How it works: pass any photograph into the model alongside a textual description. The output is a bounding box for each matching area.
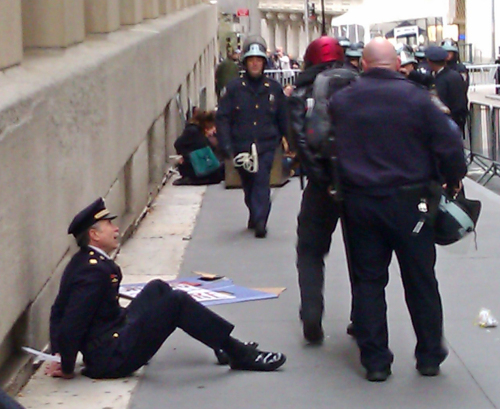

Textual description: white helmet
[242,35,268,61]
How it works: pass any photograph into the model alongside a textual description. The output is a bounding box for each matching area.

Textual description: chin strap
[233,143,259,173]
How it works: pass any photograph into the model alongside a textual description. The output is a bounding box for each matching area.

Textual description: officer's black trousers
[296,181,339,322]
[86,280,234,378]
[344,192,448,372]
[236,149,275,226]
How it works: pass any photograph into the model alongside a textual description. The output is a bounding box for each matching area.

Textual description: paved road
[129,178,500,409]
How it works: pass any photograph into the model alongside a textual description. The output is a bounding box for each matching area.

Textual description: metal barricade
[467,64,500,93]
[264,69,301,87]
[467,101,500,185]
[237,69,301,87]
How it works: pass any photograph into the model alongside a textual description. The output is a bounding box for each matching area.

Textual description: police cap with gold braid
[68,198,117,237]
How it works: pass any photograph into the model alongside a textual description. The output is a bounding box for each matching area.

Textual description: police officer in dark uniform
[46,198,286,379]
[426,45,468,135]
[216,36,288,238]
[415,45,431,73]
[288,36,347,343]
[344,42,363,73]
[337,37,351,54]
[329,38,467,382]
[396,43,417,77]
[442,39,469,85]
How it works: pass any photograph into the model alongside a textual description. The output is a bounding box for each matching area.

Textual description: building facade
[259,0,359,60]
[465,0,500,62]
[256,0,500,64]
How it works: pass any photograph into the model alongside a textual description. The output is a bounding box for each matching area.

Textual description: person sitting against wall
[173,110,224,186]
[45,198,286,379]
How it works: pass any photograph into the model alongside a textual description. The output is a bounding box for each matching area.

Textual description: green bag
[189,146,221,177]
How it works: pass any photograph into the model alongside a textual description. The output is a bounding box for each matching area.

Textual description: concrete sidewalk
[16,176,500,409]
[129,177,500,409]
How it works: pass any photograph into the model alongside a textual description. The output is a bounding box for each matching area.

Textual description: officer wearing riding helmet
[442,39,469,84]
[216,36,288,238]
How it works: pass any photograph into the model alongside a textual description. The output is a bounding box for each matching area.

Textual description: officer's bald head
[362,38,400,72]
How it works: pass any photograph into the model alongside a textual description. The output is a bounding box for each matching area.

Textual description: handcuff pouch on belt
[398,181,442,235]
[233,143,259,173]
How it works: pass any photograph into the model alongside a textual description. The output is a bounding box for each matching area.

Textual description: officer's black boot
[300,307,324,344]
[254,221,267,238]
[302,320,324,344]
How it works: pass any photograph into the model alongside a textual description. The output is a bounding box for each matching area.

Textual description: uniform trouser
[296,181,339,322]
[85,280,234,378]
[236,150,275,226]
[343,192,448,372]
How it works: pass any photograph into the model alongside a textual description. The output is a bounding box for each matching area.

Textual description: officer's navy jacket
[216,73,288,155]
[50,247,125,374]
[434,66,469,129]
[329,68,467,191]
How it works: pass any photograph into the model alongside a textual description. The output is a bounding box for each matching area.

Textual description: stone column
[84,0,120,33]
[143,0,159,18]
[0,0,22,69]
[276,13,288,52]
[158,0,168,14]
[120,0,142,24]
[22,0,85,48]
[299,20,308,60]
[311,22,320,40]
[325,15,332,36]
[265,13,276,53]
[289,13,301,62]
[261,17,269,44]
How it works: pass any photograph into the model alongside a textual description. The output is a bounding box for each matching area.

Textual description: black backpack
[305,68,358,152]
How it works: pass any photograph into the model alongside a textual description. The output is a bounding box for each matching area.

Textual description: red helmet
[303,36,344,67]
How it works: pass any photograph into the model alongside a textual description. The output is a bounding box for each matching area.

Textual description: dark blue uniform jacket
[50,247,126,374]
[216,73,288,155]
[434,66,469,129]
[329,68,467,191]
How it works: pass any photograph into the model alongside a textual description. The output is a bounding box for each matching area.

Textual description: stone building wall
[0,0,218,388]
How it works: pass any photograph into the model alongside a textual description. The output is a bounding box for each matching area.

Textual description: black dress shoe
[346,322,356,337]
[366,367,392,382]
[214,342,259,365]
[417,365,440,377]
[229,349,286,371]
[254,221,267,238]
[303,320,324,344]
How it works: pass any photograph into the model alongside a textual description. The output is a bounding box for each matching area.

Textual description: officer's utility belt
[397,181,442,235]
[85,319,127,353]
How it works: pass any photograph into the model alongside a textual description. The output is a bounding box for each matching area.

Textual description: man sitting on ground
[45,198,286,379]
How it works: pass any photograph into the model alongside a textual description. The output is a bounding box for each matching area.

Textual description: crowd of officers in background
[216,37,469,135]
